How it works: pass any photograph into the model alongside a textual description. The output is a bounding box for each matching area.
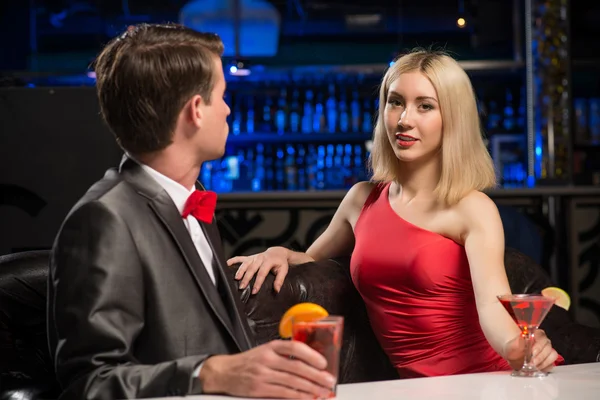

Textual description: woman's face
[384,71,443,163]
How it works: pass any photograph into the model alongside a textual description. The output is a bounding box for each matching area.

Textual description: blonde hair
[369,49,496,206]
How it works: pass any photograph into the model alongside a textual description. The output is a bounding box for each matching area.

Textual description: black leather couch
[1,248,599,399]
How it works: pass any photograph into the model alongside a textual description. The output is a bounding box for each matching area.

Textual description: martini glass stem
[522,329,535,370]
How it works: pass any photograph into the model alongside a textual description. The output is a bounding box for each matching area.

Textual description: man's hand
[200,340,336,399]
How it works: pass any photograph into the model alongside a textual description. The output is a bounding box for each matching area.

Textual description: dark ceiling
[15,1,600,40]
[25,1,509,52]
[33,0,480,34]
[1,0,599,72]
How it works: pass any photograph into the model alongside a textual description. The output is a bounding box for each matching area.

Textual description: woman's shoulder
[454,190,502,229]
[345,181,388,207]
[337,181,387,220]
[456,190,497,212]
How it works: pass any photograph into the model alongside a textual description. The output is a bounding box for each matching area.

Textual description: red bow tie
[181,190,217,223]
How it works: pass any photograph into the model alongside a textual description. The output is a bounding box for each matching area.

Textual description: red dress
[351,183,513,377]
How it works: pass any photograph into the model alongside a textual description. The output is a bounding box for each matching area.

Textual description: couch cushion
[0,250,58,398]
[504,247,600,364]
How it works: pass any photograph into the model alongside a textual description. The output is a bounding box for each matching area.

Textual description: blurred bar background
[1,0,599,328]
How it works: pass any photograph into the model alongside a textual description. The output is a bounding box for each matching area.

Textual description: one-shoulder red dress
[350,183,562,377]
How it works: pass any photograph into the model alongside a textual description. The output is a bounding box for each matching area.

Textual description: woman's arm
[458,191,521,357]
[305,181,373,260]
[227,181,374,293]
[458,191,558,371]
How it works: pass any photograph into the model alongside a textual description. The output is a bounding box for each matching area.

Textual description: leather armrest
[234,258,355,344]
[0,250,59,399]
[230,257,398,383]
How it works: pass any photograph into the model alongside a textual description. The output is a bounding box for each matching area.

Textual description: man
[47,23,335,400]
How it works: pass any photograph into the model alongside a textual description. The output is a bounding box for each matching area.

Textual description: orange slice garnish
[279,302,329,339]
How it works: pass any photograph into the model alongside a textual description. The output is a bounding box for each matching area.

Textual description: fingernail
[326,375,336,386]
[234,273,240,280]
[252,287,258,294]
[239,283,245,289]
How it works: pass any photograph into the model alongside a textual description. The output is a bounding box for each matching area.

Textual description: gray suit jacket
[47,157,255,400]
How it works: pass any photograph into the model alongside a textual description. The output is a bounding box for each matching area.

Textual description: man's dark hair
[94,23,224,154]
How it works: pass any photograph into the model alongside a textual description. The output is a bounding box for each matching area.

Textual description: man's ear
[188,94,204,128]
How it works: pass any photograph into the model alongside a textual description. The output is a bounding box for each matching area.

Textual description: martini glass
[497,294,556,377]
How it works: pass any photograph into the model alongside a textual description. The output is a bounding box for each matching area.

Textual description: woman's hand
[504,329,559,372]
[227,246,291,294]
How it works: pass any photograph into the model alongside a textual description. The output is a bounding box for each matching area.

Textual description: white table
[153,363,600,400]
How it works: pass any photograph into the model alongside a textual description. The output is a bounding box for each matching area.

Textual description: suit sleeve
[48,201,209,399]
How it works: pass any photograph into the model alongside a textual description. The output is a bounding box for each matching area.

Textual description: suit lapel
[119,157,243,351]
[199,218,255,351]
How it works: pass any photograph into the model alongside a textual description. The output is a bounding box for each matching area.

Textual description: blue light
[180,0,280,57]
[229,65,238,74]
[535,146,542,156]
[526,176,536,188]
[389,61,395,67]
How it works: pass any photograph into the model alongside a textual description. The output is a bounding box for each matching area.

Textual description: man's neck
[135,149,201,191]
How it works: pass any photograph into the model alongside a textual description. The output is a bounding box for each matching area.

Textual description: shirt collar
[127,154,195,215]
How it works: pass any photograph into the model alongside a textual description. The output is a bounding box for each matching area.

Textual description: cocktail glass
[292,315,344,398]
[498,294,556,377]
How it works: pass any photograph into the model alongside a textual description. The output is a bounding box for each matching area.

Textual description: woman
[228,49,561,377]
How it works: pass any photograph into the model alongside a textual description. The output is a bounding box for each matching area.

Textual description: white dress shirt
[139,163,217,285]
